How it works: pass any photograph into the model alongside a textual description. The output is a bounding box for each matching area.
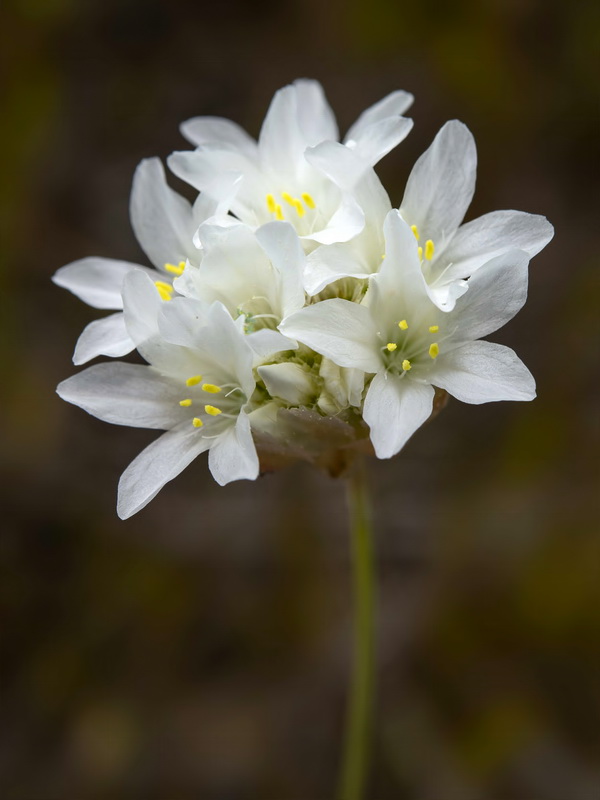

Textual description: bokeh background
[1,0,599,797]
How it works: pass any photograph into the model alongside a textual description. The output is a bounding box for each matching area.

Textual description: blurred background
[1,0,599,797]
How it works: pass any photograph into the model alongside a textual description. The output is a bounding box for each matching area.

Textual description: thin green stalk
[338,457,376,800]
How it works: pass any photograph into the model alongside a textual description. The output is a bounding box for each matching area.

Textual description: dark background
[1,0,599,797]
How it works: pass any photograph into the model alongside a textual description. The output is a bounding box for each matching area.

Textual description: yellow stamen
[202,383,221,394]
[417,246,423,260]
[425,239,435,260]
[164,261,185,276]
[155,284,172,301]
[179,399,192,407]
[429,343,440,359]
[411,224,420,241]
[398,320,408,330]
[266,194,277,213]
[205,405,222,416]
[301,192,316,209]
[155,280,173,292]
[186,375,202,387]
[386,342,397,352]
[402,359,412,371]
[275,204,284,221]
[292,198,305,217]
[192,417,203,428]
[428,325,439,334]
[281,191,295,206]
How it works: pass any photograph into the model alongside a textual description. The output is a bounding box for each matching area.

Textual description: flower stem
[338,457,375,800]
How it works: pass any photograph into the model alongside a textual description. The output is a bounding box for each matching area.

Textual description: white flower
[174,219,305,357]
[280,211,536,458]
[52,158,238,364]
[57,270,259,518]
[304,121,554,308]
[168,79,413,248]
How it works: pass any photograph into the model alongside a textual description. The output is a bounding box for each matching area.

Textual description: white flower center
[177,375,246,431]
[381,318,444,375]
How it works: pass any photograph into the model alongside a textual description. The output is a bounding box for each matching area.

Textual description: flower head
[55,80,554,516]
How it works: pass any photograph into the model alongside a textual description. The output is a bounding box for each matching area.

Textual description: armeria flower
[174,219,305,355]
[57,270,259,518]
[167,79,414,248]
[304,121,554,308]
[280,210,536,458]
[52,158,238,364]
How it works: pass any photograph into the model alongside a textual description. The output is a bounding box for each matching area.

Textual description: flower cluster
[55,79,553,518]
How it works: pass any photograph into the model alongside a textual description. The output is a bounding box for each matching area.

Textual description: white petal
[449,249,530,341]
[280,299,381,373]
[73,312,134,365]
[363,372,435,458]
[246,329,298,360]
[53,257,152,310]
[345,116,414,166]
[57,362,187,429]
[304,243,373,295]
[258,362,318,405]
[400,120,477,252]
[130,158,195,271]
[255,221,306,316]
[345,90,414,144]
[293,79,339,144]
[121,269,162,353]
[117,422,211,519]
[160,300,255,398]
[258,84,314,176]
[432,341,536,404]
[304,190,364,245]
[439,210,554,283]
[180,116,258,156]
[168,149,264,222]
[305,141,391,229]
[367,210,429,323]
[207,412,259,486]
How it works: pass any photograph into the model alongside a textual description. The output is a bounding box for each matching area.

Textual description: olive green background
[1,0,599,797]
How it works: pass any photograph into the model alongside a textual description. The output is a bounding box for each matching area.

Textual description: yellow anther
[186,375,202,387]
[275,204,284,221]
[281,191,295,205]
[301,192,316,209]
[192,417,204,428]
[425,239,435,260]
[402,359,412,371]
[179,399,192,407]
[428,325,439,334]
[386,342,397,352]
[155,284,172,301]
[205,405,222,416]
[398,320,408,330]
[418,246,423,260]
[411,224,420,241]
[266,194,277,213]
[164,261,185,276]
[381,254,386,259]
[292,198,305,218]
[155,280,173,292]
[429,342,440,359]
[202,383,221,394]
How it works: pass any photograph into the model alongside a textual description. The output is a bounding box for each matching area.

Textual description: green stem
[338,457,376,800]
